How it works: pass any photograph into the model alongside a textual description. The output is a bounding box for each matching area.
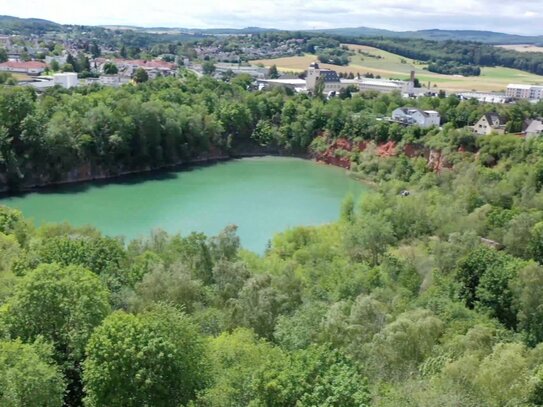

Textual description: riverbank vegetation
[1,73,543,191]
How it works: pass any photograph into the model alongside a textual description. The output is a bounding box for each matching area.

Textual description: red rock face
[313,137,353,169]
[377,141,397,157]
[427,149,452,172]
[312,136,456,173]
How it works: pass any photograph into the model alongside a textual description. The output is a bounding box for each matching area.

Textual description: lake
[0,157,368,253]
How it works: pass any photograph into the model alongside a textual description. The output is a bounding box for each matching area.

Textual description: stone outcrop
[313,135,454,172]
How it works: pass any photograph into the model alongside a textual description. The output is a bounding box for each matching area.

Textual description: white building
[99,75,125,87]
[359,71,415,95]
[506,84,543,100]
[524,119,543,138]
[53,72,79,89]
[457,92,510,104]
[471,113,507,136]
[391,108,441,128]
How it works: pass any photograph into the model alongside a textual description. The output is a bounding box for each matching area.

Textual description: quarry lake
[0,157,368,253]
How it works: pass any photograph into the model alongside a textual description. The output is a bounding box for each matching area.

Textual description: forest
[4,75,543,406]
[347,36,543,76]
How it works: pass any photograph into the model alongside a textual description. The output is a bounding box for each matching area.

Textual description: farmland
[252,44,543,92]
[496,44,543,53]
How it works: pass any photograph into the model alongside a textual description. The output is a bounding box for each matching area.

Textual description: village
[0,26,543,142]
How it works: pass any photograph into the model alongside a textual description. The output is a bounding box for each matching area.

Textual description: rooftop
[0,60,47,69]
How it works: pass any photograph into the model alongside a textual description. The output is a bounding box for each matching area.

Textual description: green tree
[511,263,543,346]
[197,328,284,406]
[102,62,118,75]
[253,345,371,407]
[61,63,74,72]
[530,221,543,263]
[369,309,443,379]
[0,340,65,407]
[37,235,129,289]
[49,59,60,72]
[119,45,127,58]
[344,215,395,265]
[268,64,279,79]
[0,48,8,63]
[83,305,209,407]
[3,263,110,405]
[129,263,206,313]
[202,61,216,76]
[340,193,355,223]
[90,41,101,58]
[133,67,149,83]
[66,54,78,72]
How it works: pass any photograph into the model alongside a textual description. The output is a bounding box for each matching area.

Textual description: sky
[1,0,543,35]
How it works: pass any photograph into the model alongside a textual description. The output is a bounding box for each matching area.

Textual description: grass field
[12,73,32,81]
[497,44,543,53]
[252,44,543,93]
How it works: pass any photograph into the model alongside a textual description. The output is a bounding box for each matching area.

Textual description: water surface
[0,157,367,253]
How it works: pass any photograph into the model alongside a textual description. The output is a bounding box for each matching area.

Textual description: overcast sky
[2,0,543,35]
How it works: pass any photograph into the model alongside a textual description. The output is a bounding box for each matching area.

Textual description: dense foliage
[2,75,543,192]
[4,120,543,405]
[4,73,543,405]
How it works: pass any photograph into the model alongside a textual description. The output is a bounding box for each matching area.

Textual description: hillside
[0,15,62,34]
[1,14,542,44]
[252,44,543,92]
[314,26,543,45]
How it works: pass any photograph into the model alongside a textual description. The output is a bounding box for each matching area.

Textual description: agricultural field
[497,44,543,53]
[252,44,543,93]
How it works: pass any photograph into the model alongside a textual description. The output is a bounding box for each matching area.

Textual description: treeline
[427,60,481,76]
[6,104,543,405]
[348,36,543,76]
[2,75,543,192]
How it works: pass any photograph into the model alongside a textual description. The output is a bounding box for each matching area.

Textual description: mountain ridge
[0,15,542,44]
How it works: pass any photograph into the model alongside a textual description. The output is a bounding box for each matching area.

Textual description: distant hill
[0,15,62,34]
[314,27,543,45]
[1,14,542,45]
[100,26,280,35]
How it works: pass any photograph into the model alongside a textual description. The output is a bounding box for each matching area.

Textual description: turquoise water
[0,157,367,253]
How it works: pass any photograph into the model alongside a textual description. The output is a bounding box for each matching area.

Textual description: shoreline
[0,151,313,197]
[0,150,376,198]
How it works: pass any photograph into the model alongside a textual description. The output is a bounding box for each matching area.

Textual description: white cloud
[1,0,542,35]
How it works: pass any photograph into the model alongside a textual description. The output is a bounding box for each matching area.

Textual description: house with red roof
[0,60,47,75]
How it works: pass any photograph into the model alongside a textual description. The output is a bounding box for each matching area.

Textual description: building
[256,78,306,92]
[0,36,11,48]
[391,108,441,128]
[306,62,346,94]
[215,63,268,78]
[359,71,415,95]
[99,75,127,87]
[524,119,543,138]
[53,72,79,89]
[260,63,417,97]
[457,92,510,104]
[471,113,507,136]
[0,60,47,75]
[506,84,543,100]
[45,55,68,66]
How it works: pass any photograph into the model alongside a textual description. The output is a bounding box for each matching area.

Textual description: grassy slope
[252,44,543,93]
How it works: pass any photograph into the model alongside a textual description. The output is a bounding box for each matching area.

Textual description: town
[0,18,542,112]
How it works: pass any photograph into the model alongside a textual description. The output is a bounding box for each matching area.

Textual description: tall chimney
[410,70,415,82]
